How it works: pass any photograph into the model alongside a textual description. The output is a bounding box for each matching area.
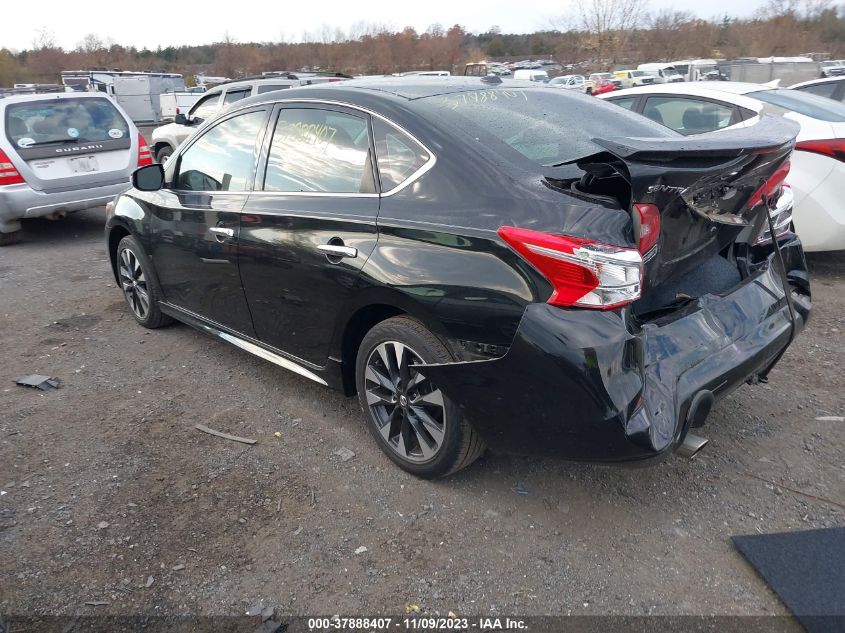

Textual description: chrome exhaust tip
[677,433,709,458]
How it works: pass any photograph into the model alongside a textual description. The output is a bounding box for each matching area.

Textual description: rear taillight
[795,139,845,162]
[747,159,790,209]
[498,226,642,310]
[633,203,660,256]
[0,149,24,186]
[755,184,794,245]
[137,132,153,166]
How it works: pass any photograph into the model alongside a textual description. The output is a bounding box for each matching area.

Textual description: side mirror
[132,164,165,191]
[174,112,188,125]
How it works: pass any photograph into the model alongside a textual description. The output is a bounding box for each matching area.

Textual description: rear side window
[223,89,251,105]
[372,118,429,192]
[794,82,838,100]
[5,97,129,149]
[749,88,845,122]
[175,110,265,191]
[642,96,735,135]
[263,108,372,193]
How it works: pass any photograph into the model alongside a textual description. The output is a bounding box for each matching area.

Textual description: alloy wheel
[364,341,447,463]
[118,247,150,320]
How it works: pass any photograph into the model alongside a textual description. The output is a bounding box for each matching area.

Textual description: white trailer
[159,89,205,121]
[60,71,186,123]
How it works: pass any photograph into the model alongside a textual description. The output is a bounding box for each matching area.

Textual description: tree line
[1,0,843,87]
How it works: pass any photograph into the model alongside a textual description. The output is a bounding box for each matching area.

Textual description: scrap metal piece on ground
[194,424,257,445]
[15,375,61,390]
[333,447,355,462]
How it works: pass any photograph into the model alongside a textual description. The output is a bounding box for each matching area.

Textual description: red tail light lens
[137,132,153,166]
[795,139,845,162]
[633,203,660,256]
[0,149,24,186]
[747,159,790,209]
[498,226,642,310]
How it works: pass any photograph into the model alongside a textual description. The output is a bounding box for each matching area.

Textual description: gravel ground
[1,208,843,624]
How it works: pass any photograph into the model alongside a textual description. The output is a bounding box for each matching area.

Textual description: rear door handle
[317,244,358,259]
[209,227,234,237]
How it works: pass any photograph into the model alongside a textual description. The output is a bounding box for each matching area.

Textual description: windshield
[749,88,845,122]
[419,87,674,166]
[631,71,649,77]
[5,97,129,148]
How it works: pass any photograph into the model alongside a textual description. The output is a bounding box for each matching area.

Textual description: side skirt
[158,302,329,387]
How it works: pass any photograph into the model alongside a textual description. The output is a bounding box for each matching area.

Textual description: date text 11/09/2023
[307,617,528,631]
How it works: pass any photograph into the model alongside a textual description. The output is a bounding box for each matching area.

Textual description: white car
[821,60,845,77]
[512,69,549,83]
[548,75,593,94]
[612,70,655,88]
[600,82,845,252]
[637,63,685,84]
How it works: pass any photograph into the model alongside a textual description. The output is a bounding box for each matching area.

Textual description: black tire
[116,235,173,329]
[355,316,485,478]
[155,145,173,164]
[0,231,22,246]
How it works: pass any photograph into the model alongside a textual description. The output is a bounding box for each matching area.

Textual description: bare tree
[571,0,648,63]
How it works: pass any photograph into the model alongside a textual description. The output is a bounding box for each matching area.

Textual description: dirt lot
[1,209,843,624]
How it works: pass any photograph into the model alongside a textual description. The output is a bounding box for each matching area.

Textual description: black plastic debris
[734,527,845,633]
[15,375,62,391]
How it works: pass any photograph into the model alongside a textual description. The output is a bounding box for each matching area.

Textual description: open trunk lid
[572,115,799,290]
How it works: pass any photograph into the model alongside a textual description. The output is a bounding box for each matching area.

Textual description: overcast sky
[2,0,767,51]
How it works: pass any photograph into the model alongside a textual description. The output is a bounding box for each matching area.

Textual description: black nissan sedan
[105,77,811,478]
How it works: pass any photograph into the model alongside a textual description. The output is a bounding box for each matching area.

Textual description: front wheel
[116,235,173,329]
[155,145,173,164]
[355,316,485,478]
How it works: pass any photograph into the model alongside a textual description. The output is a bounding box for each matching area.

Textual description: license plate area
[69,155,99,173]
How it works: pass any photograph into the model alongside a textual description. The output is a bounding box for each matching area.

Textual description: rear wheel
[155,145,173,164]
[116,235,172,329]
[355,316,485,478]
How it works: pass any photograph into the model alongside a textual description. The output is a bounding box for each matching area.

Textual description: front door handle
[209,227,234,237]
[317,244,358,259]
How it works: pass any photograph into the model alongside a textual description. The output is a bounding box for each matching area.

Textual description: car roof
[790,76,845,89]
[206,76,306,93]
[598,82,766,111]
[233,76,556,106]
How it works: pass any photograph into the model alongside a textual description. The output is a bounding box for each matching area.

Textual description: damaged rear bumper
[422,236,811,462]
